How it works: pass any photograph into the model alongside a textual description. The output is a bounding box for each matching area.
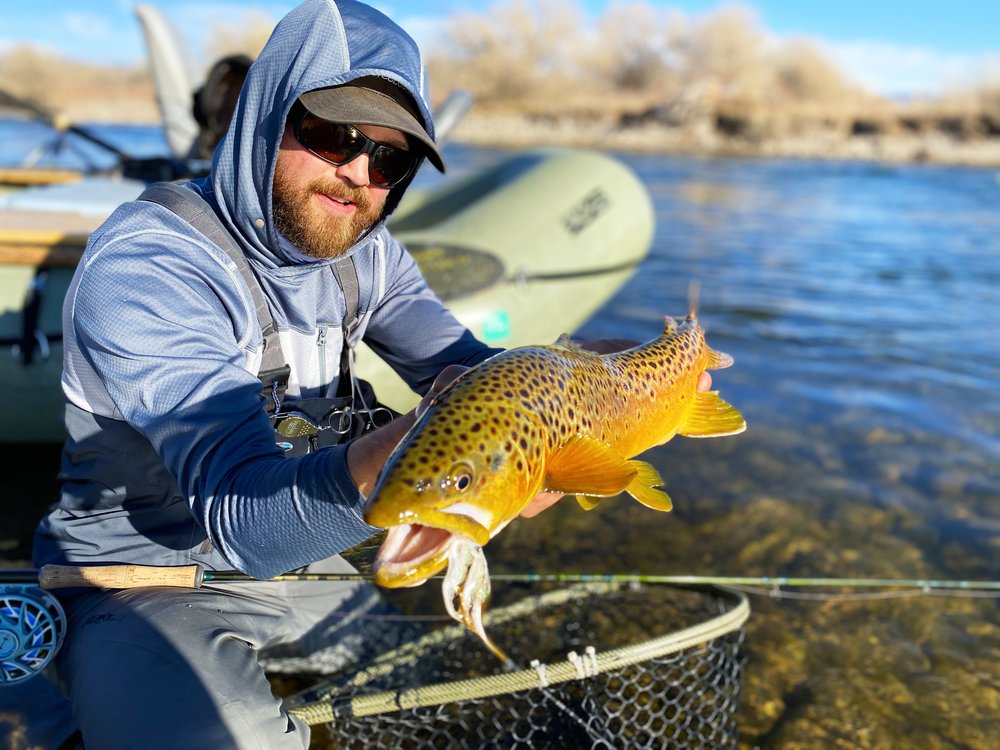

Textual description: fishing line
[1,566,995,686]
[486,573,1000,599]
[7,566,998,599]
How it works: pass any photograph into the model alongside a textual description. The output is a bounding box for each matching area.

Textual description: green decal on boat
[480,311,511,343]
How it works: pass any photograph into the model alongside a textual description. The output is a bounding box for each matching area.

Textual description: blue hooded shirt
[33,0,496,579]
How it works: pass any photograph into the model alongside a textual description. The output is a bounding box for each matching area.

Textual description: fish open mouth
[371,524,455,588]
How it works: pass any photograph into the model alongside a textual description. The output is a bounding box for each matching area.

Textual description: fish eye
[448,462,475,493]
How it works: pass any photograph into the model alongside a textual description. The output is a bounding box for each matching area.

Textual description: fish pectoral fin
[625,460,673,511]
[678,390,747,438]
[550,442,671,512]
[545,436,637,496]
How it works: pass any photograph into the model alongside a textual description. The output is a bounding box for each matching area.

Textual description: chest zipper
[317,326,328,386]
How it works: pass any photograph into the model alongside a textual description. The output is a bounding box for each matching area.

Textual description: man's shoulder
[76,206,240,298]
[86,179,223,260]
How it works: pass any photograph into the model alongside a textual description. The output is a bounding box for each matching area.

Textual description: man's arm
[362,236,501,394]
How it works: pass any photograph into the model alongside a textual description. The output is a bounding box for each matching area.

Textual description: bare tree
[427,0,584,108]
[672,4,772,100]
[202,10,274,65]
[0,43,149,117]
[770,39,857,103]
[585,2,676,93]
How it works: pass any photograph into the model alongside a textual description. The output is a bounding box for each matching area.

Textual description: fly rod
[3,564,999,594]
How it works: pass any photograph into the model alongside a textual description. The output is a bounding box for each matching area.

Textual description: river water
[539,152,1000,748]
[2,120,998,747]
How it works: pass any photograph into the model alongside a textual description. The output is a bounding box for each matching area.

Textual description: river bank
[451,111,1000,169]
[5,95,1000,170]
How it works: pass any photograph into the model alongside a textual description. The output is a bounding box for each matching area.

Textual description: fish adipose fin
[679,390,747,437]
[545,436,637,497]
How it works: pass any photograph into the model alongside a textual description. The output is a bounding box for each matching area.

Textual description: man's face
[272,122,407,259]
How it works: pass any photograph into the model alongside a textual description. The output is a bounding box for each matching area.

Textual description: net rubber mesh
[284,583,749,749]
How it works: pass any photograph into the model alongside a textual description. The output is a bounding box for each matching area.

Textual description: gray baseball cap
[298,76,445,173]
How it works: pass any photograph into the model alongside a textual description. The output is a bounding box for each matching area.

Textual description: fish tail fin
[625,460,673,512]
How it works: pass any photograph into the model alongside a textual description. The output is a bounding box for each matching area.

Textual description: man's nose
[336,153,370,187]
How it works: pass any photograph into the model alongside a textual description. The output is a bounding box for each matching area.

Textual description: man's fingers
[576,338,640,355]
[698,371,712,392]
[432,364,469,393]
[416,365,470,419]
[519,491,564,518]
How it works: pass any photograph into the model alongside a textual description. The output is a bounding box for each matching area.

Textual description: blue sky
[2,1,998,98]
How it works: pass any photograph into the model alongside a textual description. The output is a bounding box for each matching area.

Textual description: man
[33,1,709,746]
[31,1,573,747]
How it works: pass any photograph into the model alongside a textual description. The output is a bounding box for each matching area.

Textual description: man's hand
[347,365,468,498]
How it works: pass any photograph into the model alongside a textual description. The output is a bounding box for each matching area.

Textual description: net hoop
[289,582,749,726]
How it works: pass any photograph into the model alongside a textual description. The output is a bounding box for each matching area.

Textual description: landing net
[286,582,749,749]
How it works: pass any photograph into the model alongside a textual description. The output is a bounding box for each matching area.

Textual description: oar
[2,564,998,595]
[0,88,131,162]
[430,89,473,146]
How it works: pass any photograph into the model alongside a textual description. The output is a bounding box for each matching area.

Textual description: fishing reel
[0,585,66,685]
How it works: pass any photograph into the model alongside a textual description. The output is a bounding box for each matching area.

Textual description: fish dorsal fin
[553,333,585,352]
[545,436,637,496]
[679,391,747,438]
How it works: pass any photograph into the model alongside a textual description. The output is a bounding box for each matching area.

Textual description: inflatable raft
[0,5,652,441]
[0,146,653,442]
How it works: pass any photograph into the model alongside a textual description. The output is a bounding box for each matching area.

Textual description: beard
[272,158,384,260]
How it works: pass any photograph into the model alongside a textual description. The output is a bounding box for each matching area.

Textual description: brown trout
[364,306,745,663]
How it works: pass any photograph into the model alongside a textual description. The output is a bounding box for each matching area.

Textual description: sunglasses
[290,103,418,189]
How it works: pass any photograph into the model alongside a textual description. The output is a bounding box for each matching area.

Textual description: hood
[209,0,435,267]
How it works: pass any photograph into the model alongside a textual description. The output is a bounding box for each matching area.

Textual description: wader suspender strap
[330,258,361,398]
[136,182,362,409]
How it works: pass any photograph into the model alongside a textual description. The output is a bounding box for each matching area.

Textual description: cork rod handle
[38,564,204,590]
